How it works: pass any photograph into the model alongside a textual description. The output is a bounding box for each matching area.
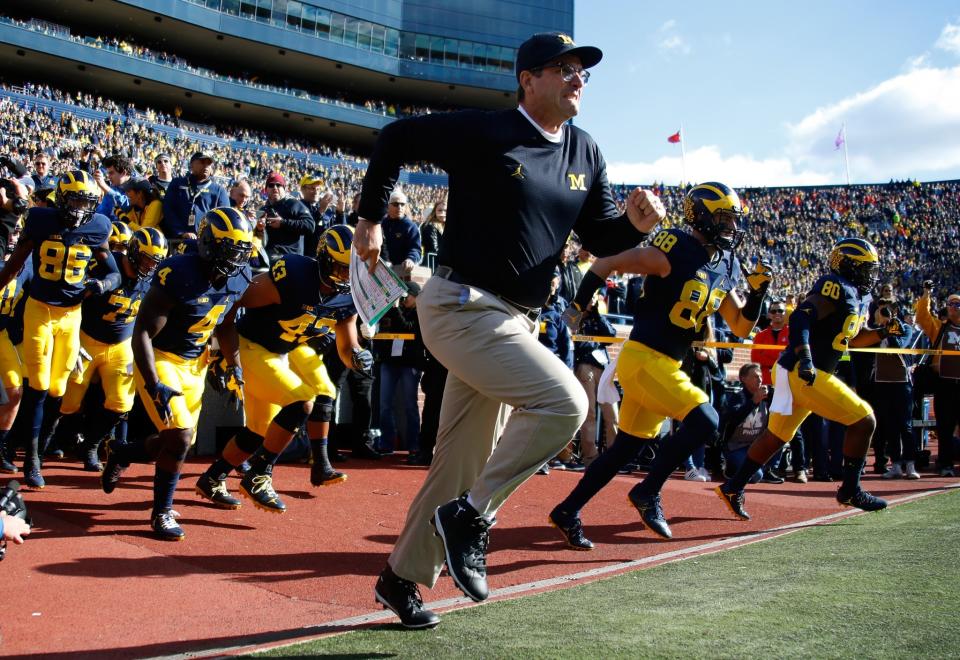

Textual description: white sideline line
[160,486,956,660]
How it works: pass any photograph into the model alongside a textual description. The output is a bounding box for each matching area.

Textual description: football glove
[147,381,182,426]
[84,279,105,296]
[796,345,816,386]
[562,302,584,336]
[878,317,905,339]
[746,259,775,294]
[350,347,374,376]
[208,358,244,410]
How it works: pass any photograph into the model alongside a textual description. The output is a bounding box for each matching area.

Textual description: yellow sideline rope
[372,334,960,356]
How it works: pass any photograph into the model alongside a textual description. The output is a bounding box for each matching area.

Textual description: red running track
[3,453,956,658]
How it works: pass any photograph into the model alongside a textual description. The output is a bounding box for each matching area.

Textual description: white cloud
[607,146,834,188]
[935,21,960,55]
[605,64,960,187]
[903,53,929,71]
[659,34,691,54]
[656,19,691,55]
[786,65,960,181]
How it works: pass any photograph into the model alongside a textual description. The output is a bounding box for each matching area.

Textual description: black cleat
[23,460,45,489]
[309,462,347,487]
[83,444,103,472]
[715,485,751,520]
[234,460,251,476]
[548,508,594,551]
[0,453,17,474]
[374,565,440,629]
[240,469,286,513]
[151,509,185,541]
[432,493,493,602]
[101,440,127,494]
[627,490,672,539]
[195,474,242,509]
[837,487,888,511]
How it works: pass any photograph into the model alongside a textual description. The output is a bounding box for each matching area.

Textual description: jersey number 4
[38,240,92,284]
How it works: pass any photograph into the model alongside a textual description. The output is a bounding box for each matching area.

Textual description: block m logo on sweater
[567,173,587,191]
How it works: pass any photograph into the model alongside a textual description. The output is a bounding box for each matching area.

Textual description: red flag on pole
[667,130,681,144]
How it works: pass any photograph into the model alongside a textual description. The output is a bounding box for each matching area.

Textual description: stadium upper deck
[1,1,573,147]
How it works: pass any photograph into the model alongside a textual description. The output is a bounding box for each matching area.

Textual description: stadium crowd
[0,82,957,543]
[2,16,449,121]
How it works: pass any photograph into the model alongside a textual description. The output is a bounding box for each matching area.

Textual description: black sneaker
[626,490,672,539]
[714,485,751,520]
[101,440,127,494]
[195,474,242,509]
[240,469,286,513]
[151,509,185,541]
[536,463,550,475]
[760,471,785,484]
[548,508,594,551]
[431,493,493,602]
[374,565,440,629]
[836,487,888,512]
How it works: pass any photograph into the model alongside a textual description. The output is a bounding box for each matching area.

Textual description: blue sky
[573,1,960,186]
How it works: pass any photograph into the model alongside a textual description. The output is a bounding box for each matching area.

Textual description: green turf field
[256,489,960,658]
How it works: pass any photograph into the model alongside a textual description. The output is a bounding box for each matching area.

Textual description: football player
[0,170,119,488]
[101,207,253,541]
[49,227,167,471]
[717,237,894,518]
[0,223,31,473]
[108,220,133,254]
[195,224,372,513]
[550,183,771,545]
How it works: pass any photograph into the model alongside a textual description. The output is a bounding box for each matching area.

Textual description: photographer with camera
[0,170,29,252]
[0,481,31,553]
[260,171,314,262]
[915,280,960,477]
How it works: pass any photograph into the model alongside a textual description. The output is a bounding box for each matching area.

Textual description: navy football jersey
[778,273,869,375]
[0,255,32,337]
[238,254,356,354]
[23,207,112,307]
[628,229,741,361]
[150,254,251,359]
[80,251,151,344]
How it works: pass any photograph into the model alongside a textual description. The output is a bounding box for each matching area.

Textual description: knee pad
[308,395,334,423]
[683,403,720,437]
[235,427,264,454]
[273,400,312,433]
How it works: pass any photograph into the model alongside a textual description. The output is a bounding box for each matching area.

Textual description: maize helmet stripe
[325,225,353,264]
[132,227,168,260]
[210,208,253,243]
[833,238,878,263]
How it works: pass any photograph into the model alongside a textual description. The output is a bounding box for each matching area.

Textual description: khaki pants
[574,362,619,464]
[388,275,587,587]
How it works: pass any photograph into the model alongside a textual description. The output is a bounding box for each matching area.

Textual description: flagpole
[841,122,851,186]
[680,122,687,186]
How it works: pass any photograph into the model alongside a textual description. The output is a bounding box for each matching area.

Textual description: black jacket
[264,196,315,260]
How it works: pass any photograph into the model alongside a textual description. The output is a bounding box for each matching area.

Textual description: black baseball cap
[124,178,154,194]
[515,32,603,81]
[190,151,215,163]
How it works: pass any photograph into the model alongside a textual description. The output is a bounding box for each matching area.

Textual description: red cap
[265,171,286,187]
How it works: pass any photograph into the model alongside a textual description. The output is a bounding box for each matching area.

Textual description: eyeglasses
[390,201,406,207]
[769,309,785,314]
[948,301,960,309]
[534,62,590,84]
[265,183,284,189]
